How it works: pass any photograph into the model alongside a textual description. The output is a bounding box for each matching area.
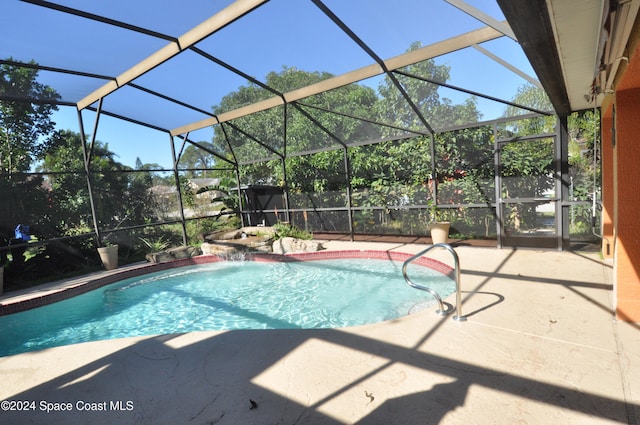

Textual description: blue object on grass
[14,224,31,242]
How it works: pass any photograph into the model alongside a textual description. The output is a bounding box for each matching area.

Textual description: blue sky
[52,107,176,168]
[5,0,537,169]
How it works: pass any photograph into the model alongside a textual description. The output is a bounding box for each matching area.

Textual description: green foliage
[378,42,452,131]
[185,216,241,246]
[0,61,61,242]
[209,54,494,236]
[273,222,312,240]
[180,176,196,209]
[179,142,218,178]
[378,42,481,131]
[502,84,555,136]
[196,176,240,212]
[0,174,53,239]
[214,66,379,185]
[0,50,601,289]
[185,175,241,228]
[435,126,494,184]
[428,199,451,223]
[568,109,600,203]
[205,48,487,237]
[39,130,158,233]
[139,236,170,253]
[1,59,59,173]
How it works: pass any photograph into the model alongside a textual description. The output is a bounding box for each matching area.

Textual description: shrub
[273,222,313,240]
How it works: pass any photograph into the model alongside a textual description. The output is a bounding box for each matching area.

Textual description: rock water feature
[201,226,322,255]
[145,226,322,264]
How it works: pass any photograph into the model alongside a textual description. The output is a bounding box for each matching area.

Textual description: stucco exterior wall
[612,42,640,321]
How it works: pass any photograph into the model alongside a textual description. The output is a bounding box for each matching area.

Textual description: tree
[566,109,600,236]
[0,60,60,242]
[349,43,485,227]
[178,142,217,178]
[377,43,449,131]
[503,83,555,135]
[207,53,488,234]
[567,108,599,200]
[212,67,379,189]
[501,84,600,236]
[40,130,157,235]
[377,42,481,131]
[0,60,59,173]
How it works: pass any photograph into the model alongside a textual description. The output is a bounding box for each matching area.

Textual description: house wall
[612,41,640,321]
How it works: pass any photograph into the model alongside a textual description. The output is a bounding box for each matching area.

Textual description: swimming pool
[0,253,454,357]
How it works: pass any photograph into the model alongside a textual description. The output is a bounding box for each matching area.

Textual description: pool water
[0,258,454,357]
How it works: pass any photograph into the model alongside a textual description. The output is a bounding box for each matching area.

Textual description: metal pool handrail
[401,243,466,322]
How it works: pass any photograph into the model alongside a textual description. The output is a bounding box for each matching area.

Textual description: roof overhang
[497,0,640,116]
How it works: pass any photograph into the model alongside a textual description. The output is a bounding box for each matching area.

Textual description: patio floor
[0,241,637,424]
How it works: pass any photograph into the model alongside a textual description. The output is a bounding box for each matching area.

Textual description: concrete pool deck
[0,241,637,424]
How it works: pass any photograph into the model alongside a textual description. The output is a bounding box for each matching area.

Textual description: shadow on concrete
[1,245,632,425]
[1,322,633,425]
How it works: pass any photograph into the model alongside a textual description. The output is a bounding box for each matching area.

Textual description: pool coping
[0,250,453,316]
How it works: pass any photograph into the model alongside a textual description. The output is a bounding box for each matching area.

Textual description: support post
[343,146,354,241]
[77,103,102,246]
[493,123,503,248]
[430,133,437,203]
[281,103,291,224]
[170,133,188,246]
[235,165,245,228]
[281,157,291,224]
[557,116,570,250]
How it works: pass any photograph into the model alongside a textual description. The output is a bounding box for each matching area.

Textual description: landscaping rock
[203,226,276,242]
[146,245,201,263]
[242,226,276,237]
[146,251,175,263]
[201,227,318,255]
[204,229,243,241]
[201,242,238,255]
[272,237,322,254]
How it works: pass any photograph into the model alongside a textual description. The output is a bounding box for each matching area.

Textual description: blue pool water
[0,258,454,356]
